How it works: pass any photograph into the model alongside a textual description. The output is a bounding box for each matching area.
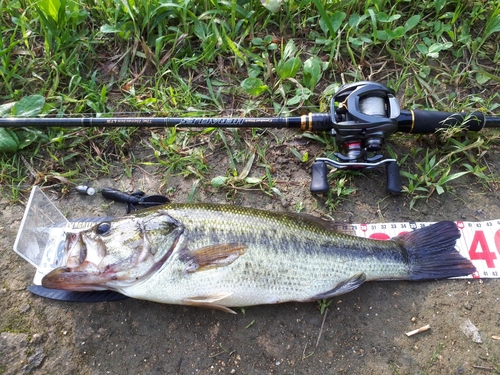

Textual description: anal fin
[311,272,366,300]
[183,293,236,314]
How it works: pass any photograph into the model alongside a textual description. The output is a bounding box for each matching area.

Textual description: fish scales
[42,203,476,311]
[125,205,409,306]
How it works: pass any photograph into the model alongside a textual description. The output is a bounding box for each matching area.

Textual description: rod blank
[0,111,499,133]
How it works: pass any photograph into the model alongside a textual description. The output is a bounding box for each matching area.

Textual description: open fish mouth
[43,231,109,291]
[64,232,88,267]
[61,229,107,270]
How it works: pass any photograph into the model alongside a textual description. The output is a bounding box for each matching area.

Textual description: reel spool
[310,81,402,194]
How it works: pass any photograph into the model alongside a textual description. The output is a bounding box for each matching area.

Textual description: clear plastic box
[13,186,85,284]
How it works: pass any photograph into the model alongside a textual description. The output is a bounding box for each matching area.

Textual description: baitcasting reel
[310,81,403,194]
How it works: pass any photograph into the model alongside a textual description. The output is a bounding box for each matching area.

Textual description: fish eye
[96,222,111,235]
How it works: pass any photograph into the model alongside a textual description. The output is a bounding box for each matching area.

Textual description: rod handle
[386,161,402,194]
[398,110,485,133]
[310,160,329,194]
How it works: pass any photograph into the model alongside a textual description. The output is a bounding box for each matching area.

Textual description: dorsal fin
[286,212,356,235]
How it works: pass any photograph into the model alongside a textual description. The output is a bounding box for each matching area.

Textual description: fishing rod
[2,81,499,194]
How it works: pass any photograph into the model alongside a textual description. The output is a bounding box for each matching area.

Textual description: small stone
[24,348,45,371]
[19,304,30,314]
[460,319,482,343]
[30,333,43,344]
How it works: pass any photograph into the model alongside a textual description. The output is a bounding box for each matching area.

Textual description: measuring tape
[340,219,500,279]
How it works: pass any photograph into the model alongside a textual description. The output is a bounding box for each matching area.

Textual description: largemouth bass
[42,204,476,313]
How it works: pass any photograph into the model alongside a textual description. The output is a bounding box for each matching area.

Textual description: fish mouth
[43,232,109,292]
[42,232,109,291]
[42,266,108,291]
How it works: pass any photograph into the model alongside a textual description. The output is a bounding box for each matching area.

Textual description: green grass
[0,0,500,204]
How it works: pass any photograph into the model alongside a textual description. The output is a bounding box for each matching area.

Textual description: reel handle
[386,161,402,194]
[310,160,329,194]
[310,159,402,195]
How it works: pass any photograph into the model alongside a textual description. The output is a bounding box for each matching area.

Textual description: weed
[401,134,497,209]
[426,342,445,372]
[324,174,357,211]
[0,0,499,201]
[149,128,208,178]
[317,298,332,314]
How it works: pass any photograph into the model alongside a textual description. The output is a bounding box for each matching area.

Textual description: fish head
[42,211,184,291]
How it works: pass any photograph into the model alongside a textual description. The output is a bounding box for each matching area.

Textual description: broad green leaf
[426,42,453,58]
[282,39,298,61]
[261,0,281,13]
[277,57,302,80]
[287,94,302,106]
[377,12,401,23]
[434,0,446,14]
[287,88,312,106]
[312,0,335,36]
[251,37,263,46]
[438,171,469,185]
[485,14,500,39]
[303,56,322,90]
[245,177,262,184]
[100,24,121,33]
[16,129,48,150]
[0,102,16,116]
[0,128,19,153]
[476,72,490,85]
[241,78,268,97]
[211,176,228,187]
[416,44,427,54]
[330,11,346,33]
[348,14,360,28]
[12,95,45,117]
[376,30,388,41]
[386,26,405,39]
[405,15,421,32]
[37,0,61,21]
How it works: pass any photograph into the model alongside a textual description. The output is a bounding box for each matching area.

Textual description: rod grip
[399,110,485,133]
[386,161,402,194]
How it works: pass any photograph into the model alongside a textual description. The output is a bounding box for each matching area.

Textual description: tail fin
[397,221,476,280]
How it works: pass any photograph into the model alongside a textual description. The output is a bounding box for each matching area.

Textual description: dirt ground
[2,126,500,375]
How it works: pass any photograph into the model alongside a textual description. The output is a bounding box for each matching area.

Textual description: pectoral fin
[181,243,246,273]
[183,293,236,314]
[311,272,366,300]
